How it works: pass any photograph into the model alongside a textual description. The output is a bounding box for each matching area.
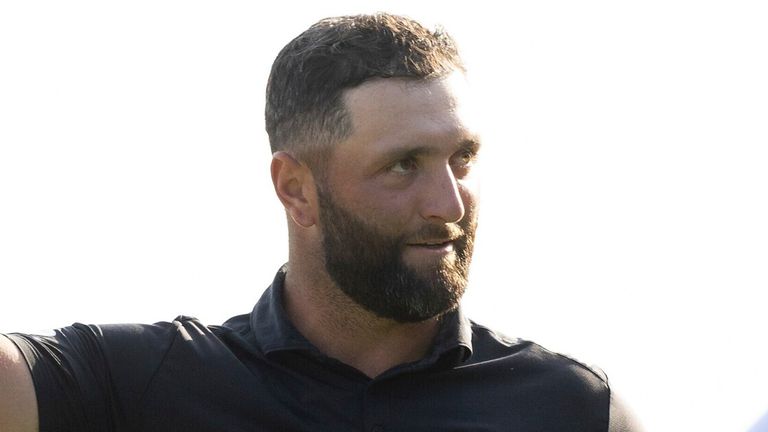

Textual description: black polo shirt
[8,267,631,431]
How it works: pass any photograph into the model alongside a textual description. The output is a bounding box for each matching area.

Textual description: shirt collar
[249,266,474,366]
[249,265,317,354]
[430,305,473,364]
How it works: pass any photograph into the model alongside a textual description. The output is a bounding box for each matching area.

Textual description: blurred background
[1,1,766,430]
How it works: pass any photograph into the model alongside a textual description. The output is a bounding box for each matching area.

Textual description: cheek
[353,179,399,205]
[351,187,417,229]
[459,180,480,212]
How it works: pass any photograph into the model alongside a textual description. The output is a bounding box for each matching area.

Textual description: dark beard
[316,186,475,323]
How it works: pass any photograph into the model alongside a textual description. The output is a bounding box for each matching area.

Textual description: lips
[405,224,464,249]
[407,238,458,248]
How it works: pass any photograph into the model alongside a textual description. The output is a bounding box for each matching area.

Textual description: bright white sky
[1,1,766,431]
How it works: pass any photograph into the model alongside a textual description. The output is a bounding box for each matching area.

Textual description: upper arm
[0,334,38,432]
[608,390,645,432]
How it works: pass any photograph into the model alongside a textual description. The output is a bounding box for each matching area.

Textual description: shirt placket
[362,380,389,432]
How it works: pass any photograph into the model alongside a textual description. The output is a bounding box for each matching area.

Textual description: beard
[316,186,476,323]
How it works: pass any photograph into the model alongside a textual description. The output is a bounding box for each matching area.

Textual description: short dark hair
[265,13,465,170]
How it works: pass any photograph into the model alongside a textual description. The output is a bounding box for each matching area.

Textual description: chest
[128,345,609,432]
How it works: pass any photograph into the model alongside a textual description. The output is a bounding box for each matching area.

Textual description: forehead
[339,72,480,153]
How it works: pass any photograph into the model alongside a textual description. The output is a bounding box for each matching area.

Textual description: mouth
[407,239,457,251]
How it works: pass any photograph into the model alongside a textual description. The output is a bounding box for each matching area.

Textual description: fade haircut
[265,13,465,172]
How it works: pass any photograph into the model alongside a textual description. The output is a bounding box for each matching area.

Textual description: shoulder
[98,314,249,360]
[9,315,240,372]
[450,321,613,429]
[467,320,610,393]
[95,316,204,360]
[97,314,245,343]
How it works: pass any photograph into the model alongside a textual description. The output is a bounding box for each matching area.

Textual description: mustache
[406,223,466,245]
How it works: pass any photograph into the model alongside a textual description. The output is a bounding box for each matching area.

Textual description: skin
[0,69,643,431]
[0,72,480,429]
[0,334,39,432]
[0,66,643,432]
[271,71,482,378]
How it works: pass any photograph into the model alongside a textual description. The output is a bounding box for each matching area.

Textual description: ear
[271,151,318,228]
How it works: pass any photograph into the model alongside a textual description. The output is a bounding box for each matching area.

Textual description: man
[0,13,642,431]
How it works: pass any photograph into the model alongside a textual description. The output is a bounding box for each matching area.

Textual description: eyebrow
[380,137,482,162]
[459,137,482,153]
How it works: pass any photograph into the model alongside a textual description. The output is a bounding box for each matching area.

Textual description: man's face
[316,72,482,323]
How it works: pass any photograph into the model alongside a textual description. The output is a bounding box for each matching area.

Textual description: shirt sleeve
[6,322,176,432]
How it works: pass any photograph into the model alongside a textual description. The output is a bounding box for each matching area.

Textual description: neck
[282,266,440,378]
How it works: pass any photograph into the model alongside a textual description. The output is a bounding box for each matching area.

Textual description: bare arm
[609,390,645,432]
[0,335,38,432]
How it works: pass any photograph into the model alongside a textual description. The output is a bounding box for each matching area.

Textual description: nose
[420,165,466,223]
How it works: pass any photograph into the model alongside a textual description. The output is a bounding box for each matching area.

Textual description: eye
[452,148,478,169]
[389,158,419,175]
